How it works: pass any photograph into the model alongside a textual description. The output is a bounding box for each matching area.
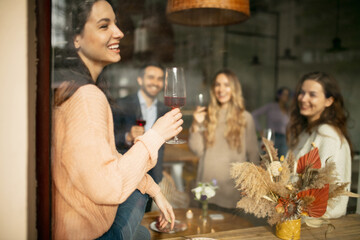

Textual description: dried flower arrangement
[231,138,355,226]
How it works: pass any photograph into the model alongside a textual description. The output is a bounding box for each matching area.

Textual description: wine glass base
[166,139,187,144]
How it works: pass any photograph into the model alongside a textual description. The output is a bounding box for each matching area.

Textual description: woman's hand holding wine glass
[191,106,207,132]
[152,108,183,142]
[163,67,187,144]
[196,93,208,108]
[193,106,207,124]
[192,92,208,132]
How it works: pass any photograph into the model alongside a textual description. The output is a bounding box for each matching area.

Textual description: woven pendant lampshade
[166,0,250,26]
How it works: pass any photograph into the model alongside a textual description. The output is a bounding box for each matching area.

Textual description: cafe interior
[1,0,360,239]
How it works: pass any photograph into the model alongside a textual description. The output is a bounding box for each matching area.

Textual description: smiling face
[298,79,334,123]
[214,73,232,106]
[74,1,124,75]
[137,66,164,99]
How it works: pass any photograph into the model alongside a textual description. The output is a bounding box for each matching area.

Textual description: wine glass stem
[174,135,179,142]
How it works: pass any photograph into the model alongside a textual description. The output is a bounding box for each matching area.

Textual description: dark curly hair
[287,71,352,154]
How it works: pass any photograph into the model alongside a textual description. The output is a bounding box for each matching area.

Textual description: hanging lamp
[279,1,297,61]
[279,48,297,60]
[326,0,347,52]
[250,55,261,65]
[166,0,250,26]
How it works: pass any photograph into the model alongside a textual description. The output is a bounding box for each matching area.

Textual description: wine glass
[164,67,186,144]
[196,93,208,107]
[260,128,275,153]
[263,128,275,143]
[135,118,146,127]
[196,92,208,131]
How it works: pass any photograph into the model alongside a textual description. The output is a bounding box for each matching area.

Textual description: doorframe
[35,0,51,238]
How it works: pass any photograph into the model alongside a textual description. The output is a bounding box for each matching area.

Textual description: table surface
[141,208,253,239]
[163,214,360,240]
[163,144,198,163]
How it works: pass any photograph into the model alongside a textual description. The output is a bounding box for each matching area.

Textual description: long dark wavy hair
[53,0,114,107]
[287,71,352,153]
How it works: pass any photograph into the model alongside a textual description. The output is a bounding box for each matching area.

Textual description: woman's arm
[245,112,260,164]
[316,125,351,183]
[315,125,351,218]
[188,106,207,157]
[60,85,168,205]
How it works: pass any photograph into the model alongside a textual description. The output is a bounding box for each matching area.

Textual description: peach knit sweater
[52,85,164,240]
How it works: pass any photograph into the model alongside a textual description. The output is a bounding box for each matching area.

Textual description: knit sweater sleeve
[315,124,351,218]
[61,85,163,204]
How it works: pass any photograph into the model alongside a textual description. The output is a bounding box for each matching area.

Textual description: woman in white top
[287,71,352,218]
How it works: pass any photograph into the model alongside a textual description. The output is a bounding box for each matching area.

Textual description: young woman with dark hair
[287,71,352,218]
[52,1,183,239]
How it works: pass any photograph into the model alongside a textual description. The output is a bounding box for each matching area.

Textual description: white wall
[0,0,37,239]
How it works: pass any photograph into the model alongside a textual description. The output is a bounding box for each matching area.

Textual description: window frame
[36,0,52,238]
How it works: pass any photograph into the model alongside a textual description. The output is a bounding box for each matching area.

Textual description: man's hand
[126,125,145,143]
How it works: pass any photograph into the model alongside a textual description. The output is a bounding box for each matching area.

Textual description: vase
[197,200,212,234]
[201,200,208,218]
[275,218,301,240]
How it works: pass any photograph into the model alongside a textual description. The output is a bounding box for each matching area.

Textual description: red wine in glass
[136,119,146,126]
[164,67,186,144]
[164,96,186,109]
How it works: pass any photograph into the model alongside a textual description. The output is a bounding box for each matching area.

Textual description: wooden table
[141,208,253,239]
[164,214,360,240]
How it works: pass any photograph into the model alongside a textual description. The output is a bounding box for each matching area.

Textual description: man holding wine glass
[113,63,169,195]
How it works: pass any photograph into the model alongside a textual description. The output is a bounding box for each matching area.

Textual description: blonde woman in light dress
[189,69,260,211]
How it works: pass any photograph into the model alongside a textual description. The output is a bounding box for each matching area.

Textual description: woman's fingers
[177,126,183,134]
[158,208,175,230]
[158,212,168,229]
[160,218,168,228]
[152,108,184,141]
[173,112,182,121]
[169,107,181,116]
[194,110,206,124]
[161,208,174,230]
[174,118,184,128]
[153,193,176,230]
[196,106,207,112]
[169,207,175,230]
